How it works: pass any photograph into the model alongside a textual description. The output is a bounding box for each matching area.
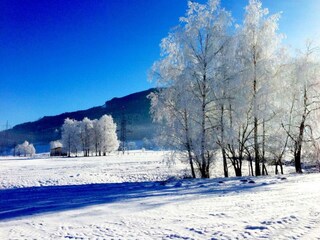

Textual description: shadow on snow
[0,177,273,221]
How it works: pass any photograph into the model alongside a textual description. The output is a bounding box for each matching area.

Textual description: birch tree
[92,119,101,156]
[236,0,283,176]
[81,117,94,156]
[61,118,80,157]
[150,0,232,178]
[98,115,119,154]
[283,43,320,173]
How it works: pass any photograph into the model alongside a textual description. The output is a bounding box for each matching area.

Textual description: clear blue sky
[1,0,319,127]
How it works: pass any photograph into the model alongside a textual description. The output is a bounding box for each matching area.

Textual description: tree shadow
[0,178,274,221]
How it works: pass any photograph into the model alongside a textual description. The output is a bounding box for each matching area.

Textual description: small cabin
[50,147,63,156]
[50,140,66,156]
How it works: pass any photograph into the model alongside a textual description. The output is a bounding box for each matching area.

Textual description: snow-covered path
[0,153,320,239]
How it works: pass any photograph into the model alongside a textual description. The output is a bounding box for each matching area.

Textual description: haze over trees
[149,0,320,178]
[61,115,119,157]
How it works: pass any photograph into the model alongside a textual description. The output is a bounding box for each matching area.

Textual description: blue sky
[0,0,319,127]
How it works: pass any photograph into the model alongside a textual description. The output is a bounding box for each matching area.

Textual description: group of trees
[150,0,320,178]
[61,115,119,157]
[15,141,36,157]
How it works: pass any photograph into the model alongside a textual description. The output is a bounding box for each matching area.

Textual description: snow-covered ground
[0,151,186,189]
[1,151,320,239]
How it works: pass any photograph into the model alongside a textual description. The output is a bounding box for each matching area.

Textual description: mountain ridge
[0,88,158,152]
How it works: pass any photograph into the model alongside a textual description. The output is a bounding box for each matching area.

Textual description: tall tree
[283,43,320,173]
[92,119,101,156]
[236,0,283,176]
[98,115,119,154]
[80,117,94,157]
[61,118,80,157]
[150,0,232,178]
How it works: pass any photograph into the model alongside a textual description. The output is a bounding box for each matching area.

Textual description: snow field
[0,151,319,239]
[0,151,186,189]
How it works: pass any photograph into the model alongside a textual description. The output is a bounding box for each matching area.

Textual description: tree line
[149,0,320,178]
[61,115,119,157]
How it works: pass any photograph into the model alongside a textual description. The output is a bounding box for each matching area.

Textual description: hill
[0,88,158,152]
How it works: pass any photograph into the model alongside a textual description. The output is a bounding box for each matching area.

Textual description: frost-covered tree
[224,99,254,177]
[282,43,320,173]
[81,117,94,157]
[267,116,289,175]
[15,141,36,157]
[92,119,102,156]
[27,143,36,156]
[61,118,80,157]
[61,116,119,157]
[150,0,233,178]
[150,0,320,177]
[235,0,283,176]
[98,115,119,154]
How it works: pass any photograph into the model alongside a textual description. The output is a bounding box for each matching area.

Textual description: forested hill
[0,88,158,151]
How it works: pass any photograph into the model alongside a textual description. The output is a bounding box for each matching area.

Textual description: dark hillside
[0,88,158,152]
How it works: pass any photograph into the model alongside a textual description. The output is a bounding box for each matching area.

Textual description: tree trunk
[253,45,261,176]
[254,119,260,176]
[294,87,307,174]
[263,164,268,175]
[184,110,196,178]
[187,148,196,178]
[220,105,229,178]
[280,160,284,174]
[222,149,228,177]
[68,137,71,157]
[261,120,267,175]
[200,74,209,178]
[295,148,303,173]
[235,167,242,177]
[248,154,254,176]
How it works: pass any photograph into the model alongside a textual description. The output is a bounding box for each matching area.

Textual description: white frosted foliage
[98,115,119,153]
[60,115,119,156]
[15,141,36,157]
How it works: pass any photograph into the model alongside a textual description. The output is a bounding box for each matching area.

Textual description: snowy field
[0,151,186,189]
[1,151,320,239]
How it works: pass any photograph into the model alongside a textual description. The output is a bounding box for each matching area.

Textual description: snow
[0,151,184,189]
[50,140,62,149]
[1,151,320,239]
